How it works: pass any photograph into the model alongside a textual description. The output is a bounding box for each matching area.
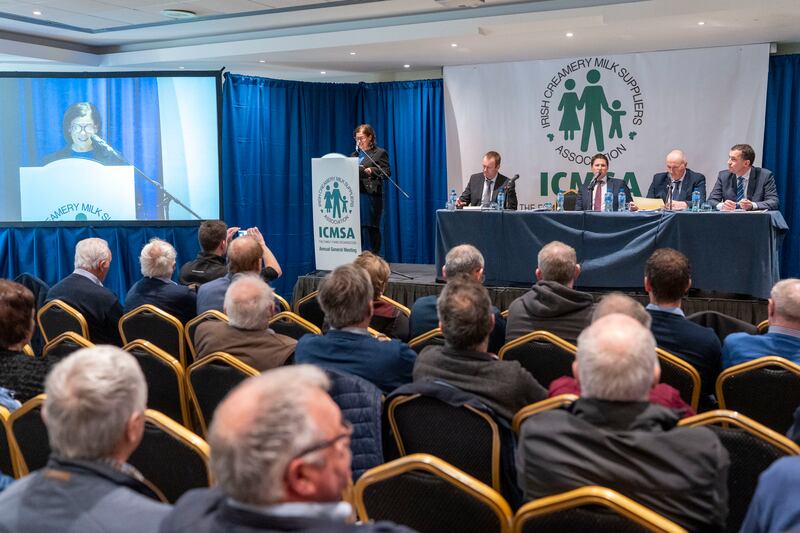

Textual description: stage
[292,263,769,324]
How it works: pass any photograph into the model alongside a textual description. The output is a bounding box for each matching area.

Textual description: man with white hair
[194,275,295,371]
[516,314,729,531]
[125,238,197,324]
[160,366,411,532]
[723,278,800,369]
[0,346,170,530]
[645,149,707,210]
[46,237,124,345]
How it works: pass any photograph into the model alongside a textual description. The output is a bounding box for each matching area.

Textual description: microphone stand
[666,181,674,211]
[359,146,411,199]
[91,135,202,221]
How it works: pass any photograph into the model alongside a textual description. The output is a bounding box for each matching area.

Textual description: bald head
[227,236,262,274]
[536,241,579,287]
[666,150,687,181]
[770,279,800,328]
[225,275,274,330]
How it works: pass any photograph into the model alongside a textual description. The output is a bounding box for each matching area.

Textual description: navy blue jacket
[408,294,506,353]
[647,169,707,203]
[575,177,632,211]
[125,277,197,324]
[46,273,124,346]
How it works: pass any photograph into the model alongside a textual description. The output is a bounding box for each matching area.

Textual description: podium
[311,155,361,270]
[20,158,136,222]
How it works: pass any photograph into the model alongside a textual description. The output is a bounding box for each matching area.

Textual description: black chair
[498,331,577,388]
[8,394,49,477]
[656,348,701,412]
[273,293,291,313]
[0,407,18,479]
[184,310,228,364]
[268,311,321,339]
[512,394,579,434]
[756,319,769,334]
[686,310,758,343]
[119,305,186,367]
[562,189,578,211]
[14,273,50,356]
[407,328,445,354]
[716,356,800,434]
[128,410,211,504]
[512,486,686,533]
[295,290,325,329]
[37,299,89,344]
[679,410,800,533]
[354,454,512,533]
[124,340,191,429]
[42,331,94,363]
[186,353,259,437]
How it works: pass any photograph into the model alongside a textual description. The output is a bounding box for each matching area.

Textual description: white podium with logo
[311,155,361,270]
[20,158,136,222]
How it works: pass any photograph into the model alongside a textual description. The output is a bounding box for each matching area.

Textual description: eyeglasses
[291,420,353,461]
[70,123,96,134]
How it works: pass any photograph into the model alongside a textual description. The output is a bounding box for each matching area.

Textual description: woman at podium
[352,123,391,255]
[42,102,123,166]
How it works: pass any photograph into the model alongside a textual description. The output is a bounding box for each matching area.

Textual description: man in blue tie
[708,144,779,211]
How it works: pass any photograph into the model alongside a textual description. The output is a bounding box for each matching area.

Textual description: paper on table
[632,196,665,211]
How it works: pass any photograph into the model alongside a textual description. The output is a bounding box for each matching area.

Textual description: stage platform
[292,263,769,324]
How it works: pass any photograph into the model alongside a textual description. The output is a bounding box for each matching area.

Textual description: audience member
[408,244,506,352]
[644,248,721,400]
[413,278,546,420]
[353,252,408,340]
[195,275,295,371]
[0,346,170,531]
[46,237,123,345]
[125,238,197,324]
[516,314,729,531]
[741,455,800,533]
[295,265,416,393]
[506,241,593,343]
[160,365,412,532]
[179,220,234,286]
[591,291,652,327]
[722,278,800,369]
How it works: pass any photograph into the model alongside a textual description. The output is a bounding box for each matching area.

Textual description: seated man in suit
[574,153,633,211]
[160,365,410,533]
[644,248,722,403]
[46,237,124,345]
[125,238,197,324]
[516,314,730,531]
[413,277,546,421]
[505,241,594,343]
[409,244,506,352]
[195,275,295,371]
[455,150,518,210]
[723,278,800,369]
[709,143,779,211]
[295,264,416,394]
[646,149,706,210]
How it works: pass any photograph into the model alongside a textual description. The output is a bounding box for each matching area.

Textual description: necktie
[593,181,603,211]
[673,180,682,198]
[736,177,745,203]
[481,179,493,206]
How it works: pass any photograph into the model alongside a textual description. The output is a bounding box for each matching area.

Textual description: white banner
[444,44,770,208]
[311,156,361,270]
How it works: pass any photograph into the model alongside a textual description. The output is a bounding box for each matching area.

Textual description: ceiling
[0,0,799,81]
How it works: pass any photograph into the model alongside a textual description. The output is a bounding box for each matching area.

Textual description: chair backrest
[268,311,321,339]
[679,410,800,533]
[127,409,211,504]
[23,344,35,358]
[408,328,445,354]
[655,348,701,412]
[124,340,191,429]
[37,299,89,344]
[7,394,49,477]
[716,356,800,434]
[387,393,500,491]
[512,486,687,533]
[563,189,579,211]
[512,394,579,434]
[498,330,577,388]
[0,407,18,479]
[756,319,769,334]
[685,310,758,343]
[184,310,228,363]
[186,353,259,437]
[379,295,411,317]
[42,332,94,363]
[354,454,512,533]
[294,290,325,328]
[273,293,291,313]
[368,327,391,341]
[119,305,186,367]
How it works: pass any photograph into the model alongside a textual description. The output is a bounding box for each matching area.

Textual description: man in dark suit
[46,237,124,345]
[646,149,706,209]
[125,238,197,324]
[456,151,518,210]
[708,143,779,211]
[644,248,722,404]
[574,153,632,211]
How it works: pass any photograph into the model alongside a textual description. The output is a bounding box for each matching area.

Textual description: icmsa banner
[444,44,770,208]
[311,156,361,270]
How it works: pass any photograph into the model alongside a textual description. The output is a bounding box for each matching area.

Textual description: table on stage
[435,209,788,299]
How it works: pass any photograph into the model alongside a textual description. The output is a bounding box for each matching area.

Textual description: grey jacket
[505,280,594,343]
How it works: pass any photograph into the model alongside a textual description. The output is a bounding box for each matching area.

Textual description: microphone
[503,174,520,190]
[91,134,123,158]
[588,172,601,190]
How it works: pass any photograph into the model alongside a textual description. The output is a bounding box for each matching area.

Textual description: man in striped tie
[708,143,779,211]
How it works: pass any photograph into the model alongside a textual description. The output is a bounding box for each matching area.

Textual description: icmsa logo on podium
[311,156,361,270]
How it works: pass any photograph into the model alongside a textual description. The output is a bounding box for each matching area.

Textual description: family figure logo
[318,176,355,225]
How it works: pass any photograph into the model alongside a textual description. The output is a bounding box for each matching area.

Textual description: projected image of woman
[351,124,391,255]
[42,102,123,165]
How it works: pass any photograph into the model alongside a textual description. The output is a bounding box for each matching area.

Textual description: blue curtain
[222,74,447,298]
[763,54,800,278]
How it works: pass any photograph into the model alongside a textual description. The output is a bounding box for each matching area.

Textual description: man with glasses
[160,365,413,532]
[43,102,125,166]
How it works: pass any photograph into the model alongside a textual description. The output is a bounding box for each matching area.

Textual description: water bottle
[604,191,613,212]
[556,190,564,211]
[691,189,701,212]
[496,188,506,211]
[447,188,457,210]
[618,189,627,212]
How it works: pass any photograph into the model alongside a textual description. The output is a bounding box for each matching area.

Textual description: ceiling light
[259,59,266,63]
[403,64,410,69]
[566,32,574,37]
[179,66,185,69]
[161,9,197,20]
[32,10,42,15]
[349,51,356,56]
[697,21,705,26]
[451,43,458,48]
[320,71,326,75]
